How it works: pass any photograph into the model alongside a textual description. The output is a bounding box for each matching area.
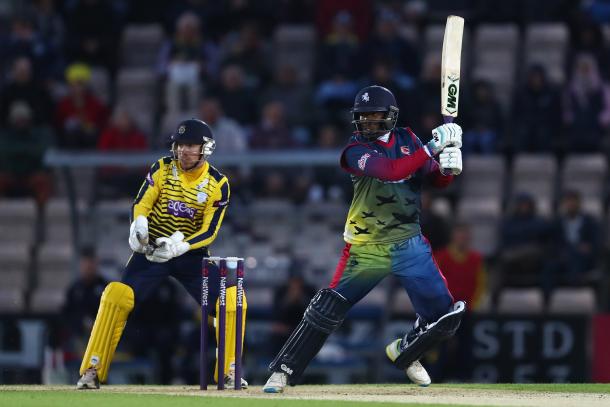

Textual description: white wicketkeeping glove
[426,123,463,155]
[146,231,190,263]
[128,215,149,253]
[439,147,462,175]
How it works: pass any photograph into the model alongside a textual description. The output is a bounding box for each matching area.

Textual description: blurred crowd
[1,0,610,384]
[2,1,610,205]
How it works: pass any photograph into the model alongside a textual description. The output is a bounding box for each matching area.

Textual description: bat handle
[443,115,454,124]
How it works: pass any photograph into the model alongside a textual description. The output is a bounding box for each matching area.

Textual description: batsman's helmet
[351,85,399,138]
[170,119,216,164]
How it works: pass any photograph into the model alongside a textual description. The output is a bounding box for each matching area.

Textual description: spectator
[420,190,451,251]
[198,98,247,153]
[262,64,312,128]
[497,193,551,288]
[0,14,58,81]
[270,274,316,352]
[569,16,610,77]
[157,11,219,79]
[55,63,109,149]
[316,11,361,81]
[415,54,443,129]
[563,53,610,152]
[362,10,420,80]
[311,125,350,202]
[64,0,120,75]
[209,64,257,125]
[462,79,503,154]
[0,101,54,207]
[158,11,219,112]
[365,60,417,128]
[315,0,373,42]
[97,108,148,151]
[61,247,108,360]
[0,56,54,126]
[96,108,148,198]
[313,75,358,119]
[31,0,65,60]
[434,223,487,310]
[543,190,600,296]
[220,21,272,88]
[511,65,561,153]
[249,101,295,149]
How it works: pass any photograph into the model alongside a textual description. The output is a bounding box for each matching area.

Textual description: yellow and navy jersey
[132,156,230,250]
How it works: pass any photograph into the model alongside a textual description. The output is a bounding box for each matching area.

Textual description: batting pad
[214,286,247,383]
[79,282,135,382]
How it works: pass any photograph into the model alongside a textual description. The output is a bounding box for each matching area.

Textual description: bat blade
[441,15,464,123]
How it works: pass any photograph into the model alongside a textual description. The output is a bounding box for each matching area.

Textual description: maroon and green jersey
[340,127,453,244]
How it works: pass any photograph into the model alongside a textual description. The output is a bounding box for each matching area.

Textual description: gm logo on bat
[444,75,460,114]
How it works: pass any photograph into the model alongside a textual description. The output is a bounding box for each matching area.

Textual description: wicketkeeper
[77,119,247,389]
[263,85,466,392]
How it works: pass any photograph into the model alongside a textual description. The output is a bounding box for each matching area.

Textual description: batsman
[263,85,466,392]
[76,119,247,389]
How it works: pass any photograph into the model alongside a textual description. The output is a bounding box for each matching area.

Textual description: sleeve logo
[213,199,229,208]
[145,172,154,186]
[358,153,371,170]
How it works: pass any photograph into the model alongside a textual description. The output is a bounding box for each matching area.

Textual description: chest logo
[197,192,208,203]
[358,153,371,170]
[196,179,209,190]
[400,146,410,155]
[167,199,197,219]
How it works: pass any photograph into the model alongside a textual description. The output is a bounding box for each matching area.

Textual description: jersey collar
[375,130,395,147]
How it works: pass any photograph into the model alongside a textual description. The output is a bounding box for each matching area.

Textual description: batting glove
[426,123,463,155]
[439,147,462,175]
[146,231,190,263]
[128,215,149,253]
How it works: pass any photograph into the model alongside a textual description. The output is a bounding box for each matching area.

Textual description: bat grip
[443,115,454,124]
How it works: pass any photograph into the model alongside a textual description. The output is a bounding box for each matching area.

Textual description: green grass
[433,383,610,393]
[0,391,460,407]
[1,383,609,407]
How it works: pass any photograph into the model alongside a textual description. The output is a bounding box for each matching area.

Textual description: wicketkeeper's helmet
[170,119,216,164]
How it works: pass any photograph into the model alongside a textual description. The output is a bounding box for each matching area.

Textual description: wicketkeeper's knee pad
[393,300,466,370]
[269,288,351,385]
[214,286,247,383]
[79,282,135,382]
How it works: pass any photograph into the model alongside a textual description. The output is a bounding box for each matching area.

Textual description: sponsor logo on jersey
[197,192,208,203]
[146,172,154,186]
[167,199,197,219]
[196,179,209,190]
[358,153,371,170]
[400,146,410,155]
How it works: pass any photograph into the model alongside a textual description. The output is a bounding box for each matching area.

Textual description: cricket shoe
[386,339,431,387]
[224,373,248,389]
[76,367,100,389]
[262,372,288,393]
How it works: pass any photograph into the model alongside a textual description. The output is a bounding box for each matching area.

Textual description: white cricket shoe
[262,372,287,393]
[76,367,100,389]
[385,338,431,387]
[224,373,248,389]
[405,360,431,387]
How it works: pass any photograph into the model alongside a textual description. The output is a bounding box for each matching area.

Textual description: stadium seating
[497,288,545,314]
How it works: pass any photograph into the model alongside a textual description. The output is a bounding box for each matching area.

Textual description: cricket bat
[441,15,464,123]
